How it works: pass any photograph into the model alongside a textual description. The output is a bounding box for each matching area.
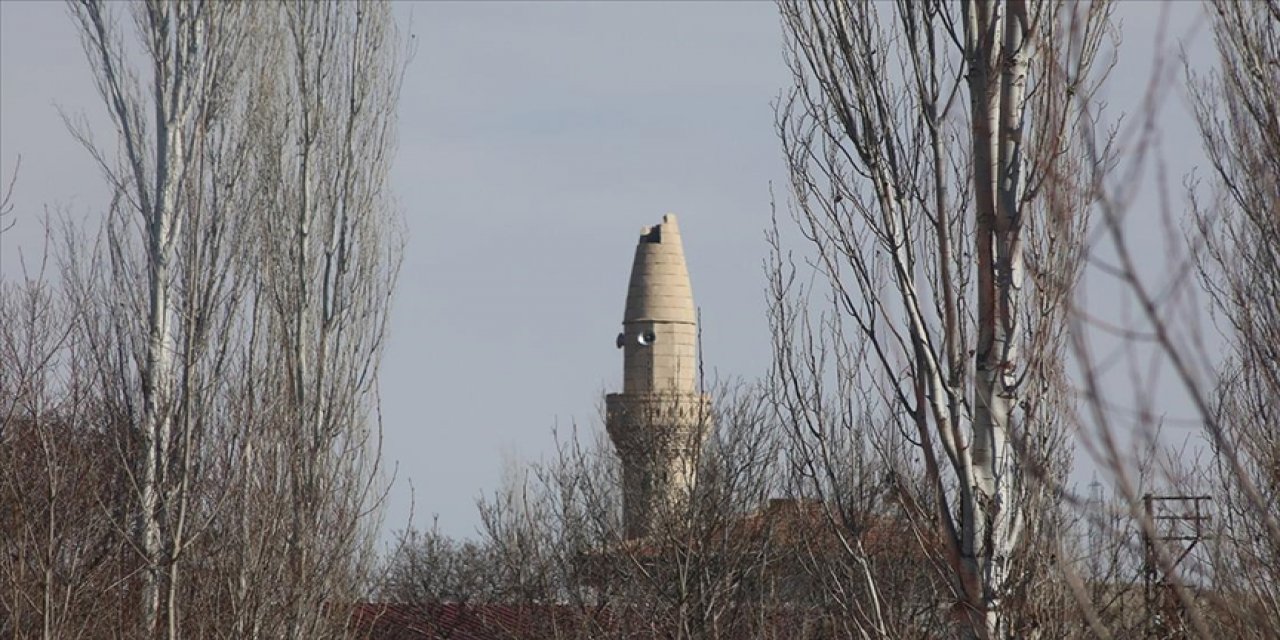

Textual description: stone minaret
[606,214,710,540]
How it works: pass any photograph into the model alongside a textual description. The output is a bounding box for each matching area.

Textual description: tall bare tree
[1188,0,1280,634]
[1046,1,1279,636]
[65,2,261,633]
[240,2,405,636]
[41,1,406,636]
[770,2,1114,636]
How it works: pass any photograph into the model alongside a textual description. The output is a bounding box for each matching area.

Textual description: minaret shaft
[606,214,709,540]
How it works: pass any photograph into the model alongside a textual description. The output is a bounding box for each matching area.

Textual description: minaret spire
[606,214,710,540]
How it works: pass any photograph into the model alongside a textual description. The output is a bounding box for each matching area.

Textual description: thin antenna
[696,305,705,395]
[1087,474,1103,586]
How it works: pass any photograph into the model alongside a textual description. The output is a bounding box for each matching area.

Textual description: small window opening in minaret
[640,225,662,243]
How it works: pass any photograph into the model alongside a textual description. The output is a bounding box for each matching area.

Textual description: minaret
[606,214,710,540]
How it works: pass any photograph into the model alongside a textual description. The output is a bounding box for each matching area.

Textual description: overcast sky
[1,2,1215,542]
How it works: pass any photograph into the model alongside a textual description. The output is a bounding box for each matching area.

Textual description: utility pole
[1142,494,1212,639]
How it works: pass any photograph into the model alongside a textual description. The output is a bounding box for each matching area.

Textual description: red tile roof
[348,602,610,640]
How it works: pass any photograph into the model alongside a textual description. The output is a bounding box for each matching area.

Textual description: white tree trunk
[966,2,1033,636]
[68,2,247,633]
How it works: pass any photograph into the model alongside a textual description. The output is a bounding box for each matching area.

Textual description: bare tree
[0,214,130,640]
[381,520,498,605]
[25,1,409,637]
[230,2,405,637]
[770,2,1114,636]
[1050,1,1280,637]
[378,383,803,640]
[1188,0,1280,634]
[63,2,262,634]
[603,383,785,640]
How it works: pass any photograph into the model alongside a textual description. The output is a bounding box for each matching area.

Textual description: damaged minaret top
[618,214,698,395]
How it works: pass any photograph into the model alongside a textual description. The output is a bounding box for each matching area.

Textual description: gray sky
[1,1,1215,542]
